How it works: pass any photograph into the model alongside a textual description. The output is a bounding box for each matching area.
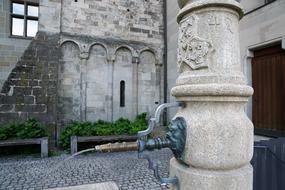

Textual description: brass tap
[95,141,138,153]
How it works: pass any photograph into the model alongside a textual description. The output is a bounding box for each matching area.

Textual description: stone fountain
[169,0,254,189]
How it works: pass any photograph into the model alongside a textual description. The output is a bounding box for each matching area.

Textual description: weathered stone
[10,79,30,87]
[0,0,165,146]
[0,150,171,190]
[0,32,60,136]
[24,96,35,104]
[13,87,32,96]
[0,112,28,122]
[169,0,253,190]
[47,182,119,190]
[170,158,253,190]
[15,104,47,113]
[32,87,45,97]
[36,95,47,104]
[0,104,14,112]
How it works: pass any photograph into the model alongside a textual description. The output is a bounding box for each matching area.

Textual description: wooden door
[252,44,285,135]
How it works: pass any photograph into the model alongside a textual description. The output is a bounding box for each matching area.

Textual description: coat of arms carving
[178,15,213,72]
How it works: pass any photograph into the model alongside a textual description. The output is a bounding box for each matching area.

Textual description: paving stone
[0,149,172,190]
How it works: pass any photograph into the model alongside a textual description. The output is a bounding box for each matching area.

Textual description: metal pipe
[163,0,168,126]
[95,142,138,153]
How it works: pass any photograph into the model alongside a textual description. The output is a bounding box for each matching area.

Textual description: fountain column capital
[177,0,243,22]
[172,0,251,101]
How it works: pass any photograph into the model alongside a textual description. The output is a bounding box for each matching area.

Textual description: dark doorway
[252,44,285,136]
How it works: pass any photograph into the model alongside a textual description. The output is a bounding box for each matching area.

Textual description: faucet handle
[137,102,186,188]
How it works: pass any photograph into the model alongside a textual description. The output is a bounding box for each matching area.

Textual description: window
[11,1,39,38]
[120,81,125,107]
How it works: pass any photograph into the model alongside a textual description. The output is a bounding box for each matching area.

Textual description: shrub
[129,113,148,134]
[0,118,47,140]
[59,113,148,150]
[113,118,131,135]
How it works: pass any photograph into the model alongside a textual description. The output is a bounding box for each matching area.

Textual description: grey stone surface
[169,0,254,189]
[60,0,163,45]
[40,0,165,123]
[58,35,163,123]
[0,0,32,88]
[0,32,60,146]
[166,0,180,121]
[0,149,172,190]
[170,158,253,190]
[46,182,119,190]
[41,137,49,158]
[0,0,165,131]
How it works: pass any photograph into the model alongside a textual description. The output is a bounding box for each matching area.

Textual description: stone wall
[58,34,163,123]
[38,0,61,34]
[86,44,110,121]
[0,0,33,88]
[0,30,163,141]
[240,0,265,12]
[0,32,61,143]
[61,0,164,45]
[55,0,165,123]
[166,0,180,119]
[0,0,165,144]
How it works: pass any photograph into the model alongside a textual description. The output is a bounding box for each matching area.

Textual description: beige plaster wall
[166,0,180,120]
[240,0,285,119]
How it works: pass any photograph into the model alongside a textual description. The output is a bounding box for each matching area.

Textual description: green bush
[0,118,47,140]
[59,113,148,150]
[129,113,148,134]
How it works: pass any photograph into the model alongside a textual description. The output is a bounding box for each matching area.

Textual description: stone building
[166,0,285,136]
[0,0,165,141]
[1,0,285,143]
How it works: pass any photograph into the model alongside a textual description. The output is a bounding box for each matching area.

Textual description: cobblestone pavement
[0,149,173,190]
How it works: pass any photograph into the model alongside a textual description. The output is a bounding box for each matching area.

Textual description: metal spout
[94,137,172,153]
[95,141,138,153]
[138,137,171,152]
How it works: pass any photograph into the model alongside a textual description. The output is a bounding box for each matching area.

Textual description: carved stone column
[79,50,89,122]
[132,56,139,120]
[170,0,254,189]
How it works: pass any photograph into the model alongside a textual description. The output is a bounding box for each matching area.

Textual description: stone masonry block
[35,95,47,104]
[10,79,30,87]
[32,87,45,97]
[30,79,41,86]
[0,104,14,112]
[24,95,35,104]
[13,87,32,96]
[0,113,21,122]
[0,96,16,104]
[15,104,47,113]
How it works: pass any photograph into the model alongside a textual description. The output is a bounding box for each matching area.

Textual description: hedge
[0,118,47,140]
[59,113,148,149]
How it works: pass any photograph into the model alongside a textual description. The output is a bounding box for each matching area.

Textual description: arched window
[120,80,125,107]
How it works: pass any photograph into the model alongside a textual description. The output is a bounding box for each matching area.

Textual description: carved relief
[225,17,234,34]
[178,15,213,72]
[208,14,220,29]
